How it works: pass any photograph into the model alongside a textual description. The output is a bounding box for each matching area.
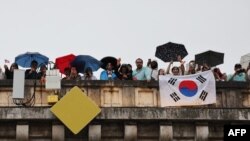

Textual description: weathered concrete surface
[160,124,173,141]
[1,80,250,108]
[0,107,249,121]
[0,80,249,140]
[0,107,54,119]
[99,108,250,121]
[52,124,65,141]
[16,124,29,141]
[124,124,137,141]
[0,79,249,88]
[88,125,101,141]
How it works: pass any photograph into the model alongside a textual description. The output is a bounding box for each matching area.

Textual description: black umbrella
[195,50,224,67]
[100,56,117,70]
[155,42,188,62]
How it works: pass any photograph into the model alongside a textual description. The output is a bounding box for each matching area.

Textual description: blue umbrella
[70,55,102,73]
[15,52,49,68]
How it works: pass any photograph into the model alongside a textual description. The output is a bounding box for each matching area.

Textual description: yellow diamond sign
[50,86,101,134]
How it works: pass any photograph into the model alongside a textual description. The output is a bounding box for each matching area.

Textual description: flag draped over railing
[159,70,216,107]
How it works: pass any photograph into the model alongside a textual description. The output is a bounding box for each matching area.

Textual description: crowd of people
[0,57,250,82]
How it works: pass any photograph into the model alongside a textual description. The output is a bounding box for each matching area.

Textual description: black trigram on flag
[199,90,208,101]
[196,75,206,83]
[168,78,177,85]
[170,92,180,102]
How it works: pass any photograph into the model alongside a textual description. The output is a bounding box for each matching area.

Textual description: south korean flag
[159,70,216,107]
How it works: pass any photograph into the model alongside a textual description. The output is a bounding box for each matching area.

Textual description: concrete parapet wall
[0,80,250,108]
[0,80,249,140]
[0,107,249,121]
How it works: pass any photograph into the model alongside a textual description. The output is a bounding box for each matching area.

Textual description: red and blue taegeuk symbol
[178,80,198,97]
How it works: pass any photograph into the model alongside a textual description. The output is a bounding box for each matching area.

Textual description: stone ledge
[0,80,249,88]
[0,107,249,121]
[98,108,250,121]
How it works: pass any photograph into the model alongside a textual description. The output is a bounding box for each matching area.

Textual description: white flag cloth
[159,70,216,107]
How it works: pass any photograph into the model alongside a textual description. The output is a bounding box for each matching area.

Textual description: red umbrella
[55,54,76,74]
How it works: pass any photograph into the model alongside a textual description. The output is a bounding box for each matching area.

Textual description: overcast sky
[0,0,250,76]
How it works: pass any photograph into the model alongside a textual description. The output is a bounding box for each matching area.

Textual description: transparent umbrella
[240,53,250,69]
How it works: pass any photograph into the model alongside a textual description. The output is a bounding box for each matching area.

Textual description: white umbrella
[240,53,250,69]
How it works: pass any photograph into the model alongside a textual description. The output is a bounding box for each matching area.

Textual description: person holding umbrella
[82,67,97,80]
[37,64,47,83]
[4,63,18,79]
[62,67,71,80]
[100,63,117,80]
[69,66,81,80]
[25,60,39,79]
[201,63,211,72]
[147,59,159,80]
[166,55,185,76]
[100,56,119,80]
[185,60,197,75]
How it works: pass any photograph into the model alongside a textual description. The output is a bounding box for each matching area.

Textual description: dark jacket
[25,69,38,79]
[5,68,14,79]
